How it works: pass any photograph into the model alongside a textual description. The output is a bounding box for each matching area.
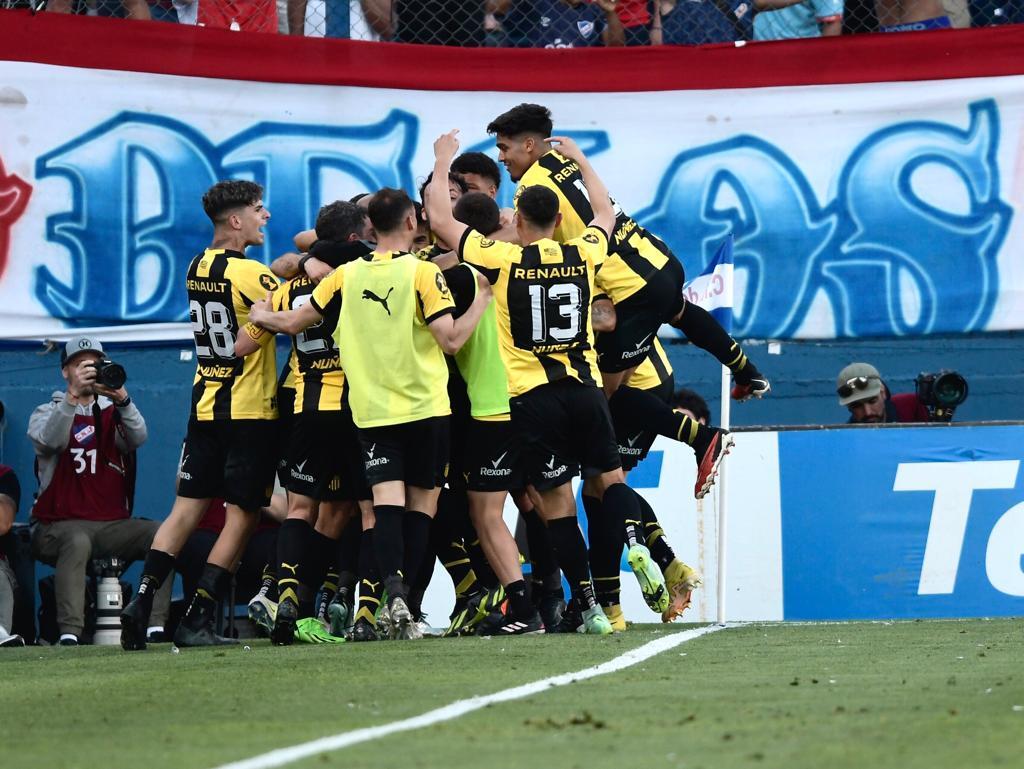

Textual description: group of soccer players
[118,103,770,650]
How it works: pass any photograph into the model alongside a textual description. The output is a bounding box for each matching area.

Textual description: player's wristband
[243,321,266,341]
[297,254,314,275]
[114,396,131,408]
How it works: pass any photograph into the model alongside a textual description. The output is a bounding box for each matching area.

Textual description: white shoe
[390,597,422,640]
[247,594,277,637]
[0,625,25,647]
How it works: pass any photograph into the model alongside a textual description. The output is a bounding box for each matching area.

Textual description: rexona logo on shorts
[541,455,568,479]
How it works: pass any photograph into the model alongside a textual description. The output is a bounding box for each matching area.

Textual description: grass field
[3,619,1022,769]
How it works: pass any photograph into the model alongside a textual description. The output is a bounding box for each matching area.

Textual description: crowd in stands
[6,0,1022,42]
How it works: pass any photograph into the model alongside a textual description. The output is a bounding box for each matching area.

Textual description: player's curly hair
[451,152,502,192]
[486,104,553,139]
[454,193,501,237]
[202,180,263,223]
[516,186,559,229]
[418,172,469,205]
[368,188,415,234]
[315,200,366,242]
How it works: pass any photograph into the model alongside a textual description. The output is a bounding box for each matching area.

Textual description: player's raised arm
[547,136,615,236]
[425,130,471,250]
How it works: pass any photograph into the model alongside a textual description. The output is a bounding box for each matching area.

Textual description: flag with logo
[660,234,735,338]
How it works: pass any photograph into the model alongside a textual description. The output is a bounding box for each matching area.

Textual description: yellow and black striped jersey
[186,248,278,421]
[515,150,673,305]
[623,337,673,392]
[310,251,455,428]
[271,275,346,413]
[458,226,607,397]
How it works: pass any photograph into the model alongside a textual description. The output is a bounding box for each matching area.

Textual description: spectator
[752,0,842,39]
[28,336,172,646]
[674,387,712,425]
[615,0,654,44]
[46,0,151,19]
[394,0,484,45]
[657,0,754,44]
[875,0,952,29]
[836,362,930,425]
[516,0,625,47]
[0,464,24,647]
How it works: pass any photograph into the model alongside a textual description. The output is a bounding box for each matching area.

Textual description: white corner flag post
[680,235,735,626]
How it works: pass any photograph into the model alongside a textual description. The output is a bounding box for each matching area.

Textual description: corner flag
[681,235,734,334]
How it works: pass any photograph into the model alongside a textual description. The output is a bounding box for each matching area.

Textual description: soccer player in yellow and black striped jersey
[236,200,372,645]
[488,103,751,499]
[427,129,669,635]
[122,180,280,651]
[249,188,491,641]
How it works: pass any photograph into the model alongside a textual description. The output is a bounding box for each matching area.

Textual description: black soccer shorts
[178,419,278,511]
[509,379,621,492]
[596,256,685,374]
[461,417,524,493]
[611,377,674,472]
[357,416,450,490]
[285,410,369,502]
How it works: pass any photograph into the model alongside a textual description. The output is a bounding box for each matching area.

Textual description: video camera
[90,358,127,390]
[915,370,968,423]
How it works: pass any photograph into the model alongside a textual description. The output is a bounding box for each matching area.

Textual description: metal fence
[6,0,1023,43]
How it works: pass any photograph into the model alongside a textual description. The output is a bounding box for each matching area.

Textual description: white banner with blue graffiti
[0,61,1021,341]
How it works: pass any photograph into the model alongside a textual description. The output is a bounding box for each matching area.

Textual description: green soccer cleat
[627,543,670,614]
[580,605,613,635]
[294,617,346,644]
[328,587,354,638]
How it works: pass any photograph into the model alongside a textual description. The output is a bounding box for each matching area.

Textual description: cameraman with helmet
[27,336,172,646]
[836,362,968,425]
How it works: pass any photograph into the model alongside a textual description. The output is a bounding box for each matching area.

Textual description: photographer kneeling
[28,337,171,645]
[836,362,968,425]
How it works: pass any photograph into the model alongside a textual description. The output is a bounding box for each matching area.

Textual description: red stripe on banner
[2,11,1024,92]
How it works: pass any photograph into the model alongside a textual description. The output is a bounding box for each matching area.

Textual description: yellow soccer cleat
[661,559,702,622]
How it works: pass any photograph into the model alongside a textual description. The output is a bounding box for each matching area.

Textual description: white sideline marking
[212,623,731,769]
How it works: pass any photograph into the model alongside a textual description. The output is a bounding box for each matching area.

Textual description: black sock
[356,529,382,624]
[466,538,498,590]
[372,505,405,583]
[546,516,597,610]
[583,494,621,608]
[602,482,644,548]
[276,518,314,609]
[137,548,175,607]
[610,386,714,454]
[403,510,433,591]
[639,494,676,571]
[671,301,760,380]
[336,517,361,593]
[258,562,276,599]
[505,579,532,621]
[523,505,558,582]
[317,567,340,622]
[183,563,231,630]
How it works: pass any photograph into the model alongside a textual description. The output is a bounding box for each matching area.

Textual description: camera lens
[933,372,968,407]
[100,362,127,390]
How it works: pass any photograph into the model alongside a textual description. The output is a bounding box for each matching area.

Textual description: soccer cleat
[294,617,346,644]
[327,588,354,638]
[603,604,626,632]
[537,589,566,630]
[389,596,422,640]
[695,430,734,499]
[550,600,583,634]
[580,605,613,635]
[662,559,702,622]
[349,617,380,642]
[376,595,393,639]
[476,609,545,636]
[731,376,771,402]
[443,586,504,637]
[119,596,150,651]
[271,599,298,646]
[627,543,670,614]
[172,622,237,647]
[247,594,277,638]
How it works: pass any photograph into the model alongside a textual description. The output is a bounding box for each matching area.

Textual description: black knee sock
[257,562,276,599]
[505,579,532,621]
[308,529,337,617]
[601,482,644,548]
[183,563,232,630]
[638,494,676,571]
[276,518,314,609]
[610,386,714,454]
[466,537,498,590]
[523,505,559,590]
[672,302,760,383]
[546,516,597,610]
[373,504,405,586]
[336,518,361,593]
[583,494,621,608]
[356,529,382,624]
[137,548,175,609]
